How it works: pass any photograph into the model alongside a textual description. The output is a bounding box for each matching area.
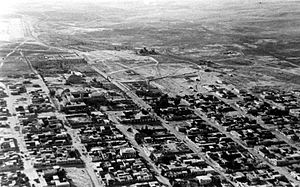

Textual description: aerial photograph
[0,0,299,186]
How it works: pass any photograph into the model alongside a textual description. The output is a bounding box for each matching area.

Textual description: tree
[134,133,143,144]
[49,89,56,97]
[174,96,181,107]
[157,94,169,108]
[127,128,133,133]
[291,134,299,141]
[57,168,66,180]
[141,109,148,115]
[69,150,77,158]
[150,49,156,54]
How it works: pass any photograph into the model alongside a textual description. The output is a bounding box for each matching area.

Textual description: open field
[0,0,299,96]
[0,17,24,42]
[65,167,94,187]
[7,0,298,88]
[0,56,32,77]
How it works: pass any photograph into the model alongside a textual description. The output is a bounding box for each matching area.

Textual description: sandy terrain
[65,167,94,187]
[0,18,24,42]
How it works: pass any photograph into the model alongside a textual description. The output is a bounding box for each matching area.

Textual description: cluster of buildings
[42,72,164,186]
[61,89,105,114]
[27,89,55,114]
[0,86,8,98]
[236,89,300,142]
[0,171,30,187]
[8,83,27,96]
[157,106,197,121]
[185,93,235,119]
[258,89,300,140]
[0,86,9,121]
[128,81,300,186]
[28,53,86,76]
[158,153,216,180]
[259,89,300,111]
[258,144,300,166]
[132,124,230,186]
[119,110,160,125]
[0,151,23,172]
[45,71,233,186]
[0,81,24,174]
[3,76,81,186]
[66,113,93,128]
[20,113,82,168]
[60,86,138,113]
[98,157,156,186]
[216,116,279,147]
[37,166,71,187]
[196,85,300,184]
[2,48,300,187]
[76,115,160,186]
[204,85,238,99]
[0,137,18,153]
[120,83,233,186]
[176,118,293,186]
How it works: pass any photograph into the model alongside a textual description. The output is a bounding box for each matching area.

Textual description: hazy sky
[1,0,299,16]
